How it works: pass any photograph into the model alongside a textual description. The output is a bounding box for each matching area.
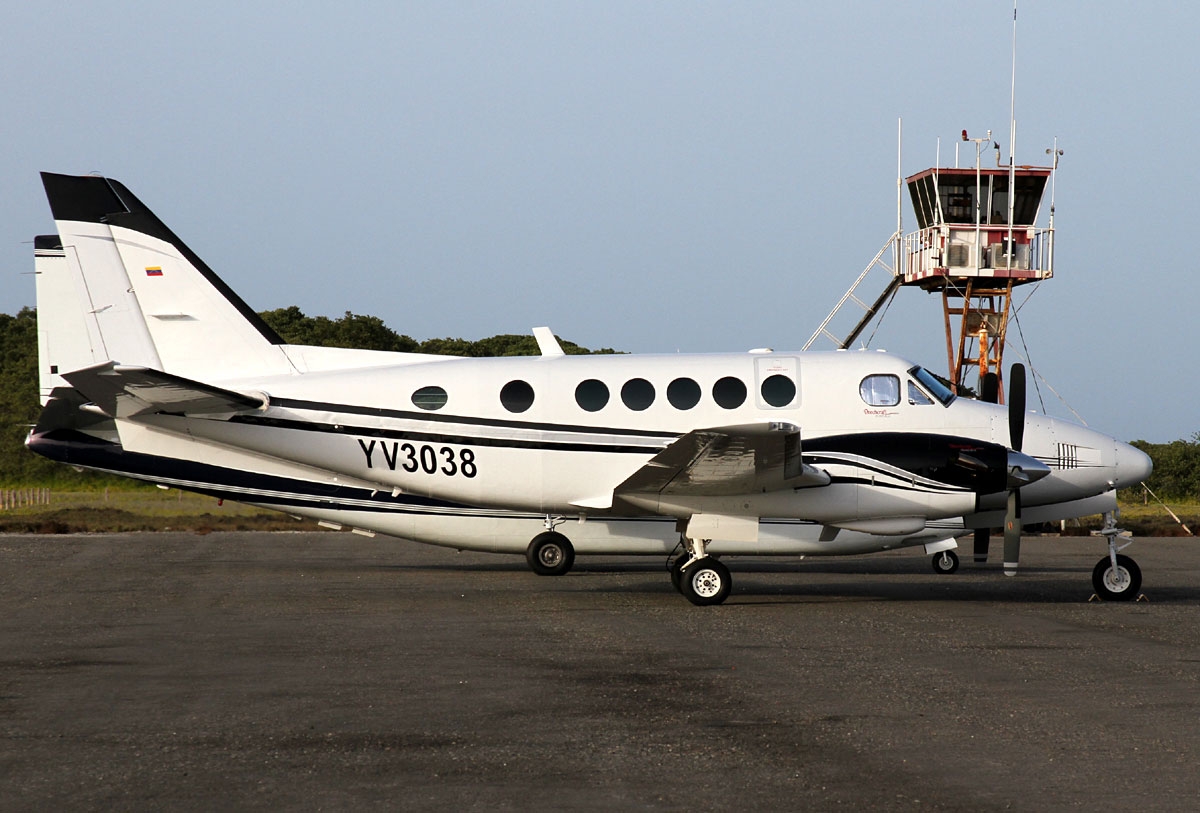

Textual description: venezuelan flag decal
[145,267,163,276]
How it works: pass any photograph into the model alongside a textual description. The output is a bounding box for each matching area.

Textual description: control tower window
[941,183,975,223]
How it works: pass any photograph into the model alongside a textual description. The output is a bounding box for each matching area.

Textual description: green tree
[0,308,126,486]
[1129,435,1200,500]
[419,333,617,358]
[259,307,419,352]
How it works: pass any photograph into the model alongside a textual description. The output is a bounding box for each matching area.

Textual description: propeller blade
[1003,490,1021,576]
[980,372,999,404]
[973,527,990,563]
[1008,363,1026,452]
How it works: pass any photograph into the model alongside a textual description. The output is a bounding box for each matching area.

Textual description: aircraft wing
[614,422,829,499]
[62,362,265,419]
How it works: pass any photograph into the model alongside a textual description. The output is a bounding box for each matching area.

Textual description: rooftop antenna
[1007,0,1018,270]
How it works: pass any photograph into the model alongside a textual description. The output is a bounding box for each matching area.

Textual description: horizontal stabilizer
[615,422,830,499]
[32,387,111,435]
[62,362,265,419]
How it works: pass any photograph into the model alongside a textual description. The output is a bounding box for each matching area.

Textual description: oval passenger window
[667,377,701,410]
[621,378,655,411]
[411,386,448,411]
[760,374,796,408]
[575,379,610,412]
[712,376,747,409]
[500,380,535,413]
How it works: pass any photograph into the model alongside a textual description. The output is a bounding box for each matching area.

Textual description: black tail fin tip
[40,172,126,224]
[39,171,285,347]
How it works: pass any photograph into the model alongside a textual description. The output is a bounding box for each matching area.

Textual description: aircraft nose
[1114,442,1153,489]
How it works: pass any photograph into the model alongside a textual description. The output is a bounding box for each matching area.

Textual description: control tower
[901,134,1055,397]
[804,128,1060,402]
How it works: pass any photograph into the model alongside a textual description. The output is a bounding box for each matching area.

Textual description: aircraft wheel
[931,549,960,575]
[1092,554,1141,601]
[526,532,575,576]
[679,557,731,606]
[670,555,691,592]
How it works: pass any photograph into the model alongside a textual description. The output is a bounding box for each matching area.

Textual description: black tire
[1092,554,1141,601]
[526,532,575,576]
[679,557,731,606]
[670,555,691,592]
[931,549,960,575]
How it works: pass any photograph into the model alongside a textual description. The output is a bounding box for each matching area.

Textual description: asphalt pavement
[2,531,1199,811]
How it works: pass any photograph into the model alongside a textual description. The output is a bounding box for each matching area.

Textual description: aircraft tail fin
[38,172,294,385]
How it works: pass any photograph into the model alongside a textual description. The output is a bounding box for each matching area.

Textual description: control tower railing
[902,224,1054,287]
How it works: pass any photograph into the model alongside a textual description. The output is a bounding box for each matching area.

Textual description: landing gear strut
[1091,513,1141,601]
[673,537,731,606]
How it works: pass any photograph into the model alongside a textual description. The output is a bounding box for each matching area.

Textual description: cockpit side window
[907,381,934,406]
[860,374,900,407]
[908,366,956,406]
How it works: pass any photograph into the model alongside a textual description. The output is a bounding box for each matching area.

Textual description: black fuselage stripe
[231,416,979,488]
[270,397,682,439]
[228,414,665,454]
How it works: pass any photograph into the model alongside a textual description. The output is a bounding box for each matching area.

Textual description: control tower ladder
[802,233,901,351]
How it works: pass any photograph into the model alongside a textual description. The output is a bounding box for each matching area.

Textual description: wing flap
[62,362,265,419]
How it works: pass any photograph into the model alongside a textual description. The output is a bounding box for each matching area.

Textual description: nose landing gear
[1091,513,1142,601]
[931,549,960,574]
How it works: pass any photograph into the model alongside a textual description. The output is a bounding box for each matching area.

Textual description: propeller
[974,372,1001,562]
[1002,363,1027,576]
[980,371,1000,405]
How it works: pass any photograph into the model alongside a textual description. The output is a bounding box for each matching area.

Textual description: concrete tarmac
[2,531,1200,811]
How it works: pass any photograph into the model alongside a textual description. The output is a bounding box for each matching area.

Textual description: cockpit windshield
[908,366,956,406]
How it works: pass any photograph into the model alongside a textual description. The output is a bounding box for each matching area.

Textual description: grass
[1109,496,1200,537]
[0,487,325,534]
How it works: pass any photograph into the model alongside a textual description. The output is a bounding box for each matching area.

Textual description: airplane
[26,172,1152,605]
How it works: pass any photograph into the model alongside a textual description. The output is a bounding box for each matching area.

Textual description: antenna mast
[1007,1,1018,269]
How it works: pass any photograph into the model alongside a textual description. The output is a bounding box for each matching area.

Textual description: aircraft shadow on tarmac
[377,555,1200,604]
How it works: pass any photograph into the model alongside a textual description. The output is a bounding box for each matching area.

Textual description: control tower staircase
[803,234,901,351]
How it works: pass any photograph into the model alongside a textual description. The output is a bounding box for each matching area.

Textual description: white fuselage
[97,347,1147,558]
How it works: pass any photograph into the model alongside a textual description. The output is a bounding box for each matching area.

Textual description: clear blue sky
[1,2,1191,443]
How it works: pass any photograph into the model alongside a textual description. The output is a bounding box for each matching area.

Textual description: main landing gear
[525,516,575,576]
[670,537,731,606]
[1091,514,1142,601]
